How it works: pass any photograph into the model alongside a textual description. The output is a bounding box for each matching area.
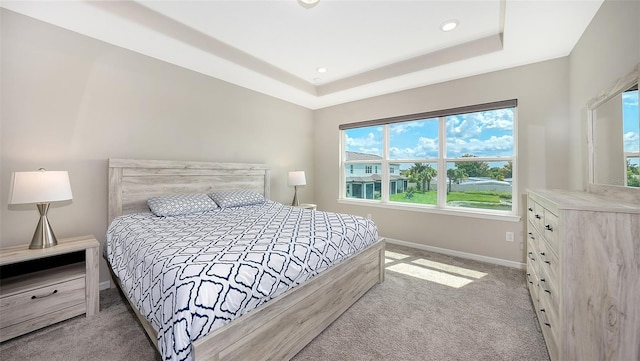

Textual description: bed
[105,158,385,361]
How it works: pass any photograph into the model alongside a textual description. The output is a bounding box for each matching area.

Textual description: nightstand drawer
[1,275,85,330]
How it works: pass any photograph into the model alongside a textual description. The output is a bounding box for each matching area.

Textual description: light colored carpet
[0,244,550,361]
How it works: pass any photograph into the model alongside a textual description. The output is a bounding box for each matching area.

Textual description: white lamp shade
[288,171,306,186]
[9,170,73,204]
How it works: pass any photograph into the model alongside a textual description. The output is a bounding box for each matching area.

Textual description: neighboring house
[451,177,512,193]
[345,151,407,199]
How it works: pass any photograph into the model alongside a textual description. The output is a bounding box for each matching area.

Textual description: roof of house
[346,174,406,182]
[345,151,382,161]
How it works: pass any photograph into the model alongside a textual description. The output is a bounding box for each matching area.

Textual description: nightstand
[0,235,100,342]
[298,203,317,210]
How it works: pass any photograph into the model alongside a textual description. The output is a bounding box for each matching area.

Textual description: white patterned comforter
[105,200,379,361]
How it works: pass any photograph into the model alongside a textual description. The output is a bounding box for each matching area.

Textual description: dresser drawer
[537,294,559,361]
[0,275,85,329]
[526,254,540,309]
[527,221,545,253]
[542,210,559,253]
[537,240,559,292]
[527,200,545,233]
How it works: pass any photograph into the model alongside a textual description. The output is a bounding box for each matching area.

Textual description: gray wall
[0,10,314,283]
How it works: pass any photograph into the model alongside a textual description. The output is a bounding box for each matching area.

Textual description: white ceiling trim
[1,0,604,110]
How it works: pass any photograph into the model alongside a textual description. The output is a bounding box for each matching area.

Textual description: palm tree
[407,163,426,191]
[447,168,467,193]
[406,163,437,192]
[423,164,437,191]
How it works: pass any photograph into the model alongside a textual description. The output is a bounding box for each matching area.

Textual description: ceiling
[1,0,604,110]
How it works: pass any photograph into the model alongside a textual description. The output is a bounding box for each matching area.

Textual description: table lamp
[288,171,306,206]
[8,169,73,249]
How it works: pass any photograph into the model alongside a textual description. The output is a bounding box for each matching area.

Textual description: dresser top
[528,189,640,214]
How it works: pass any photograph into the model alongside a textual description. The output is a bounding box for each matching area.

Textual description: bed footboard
[192,238,386,361]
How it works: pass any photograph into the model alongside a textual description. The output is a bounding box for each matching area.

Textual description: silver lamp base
[291,186,300,207]
[29,203,58,249]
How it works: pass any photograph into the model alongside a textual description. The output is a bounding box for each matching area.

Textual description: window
[623,87,639,187]
[340,100,517,216]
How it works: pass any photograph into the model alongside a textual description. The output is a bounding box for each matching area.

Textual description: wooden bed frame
[107,158,385,361]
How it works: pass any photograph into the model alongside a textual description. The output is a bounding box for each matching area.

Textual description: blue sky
[623,90,639,153]
[345,108,514,160]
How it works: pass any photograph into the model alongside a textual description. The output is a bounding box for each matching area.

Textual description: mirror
[587,64,639,190]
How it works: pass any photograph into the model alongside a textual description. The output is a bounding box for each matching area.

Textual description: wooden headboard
[108,159,271,223]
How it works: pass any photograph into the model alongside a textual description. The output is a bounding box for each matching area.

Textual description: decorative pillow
[147,193,218,217]
[209,190,265,208]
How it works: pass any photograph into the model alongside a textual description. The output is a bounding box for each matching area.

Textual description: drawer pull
[535,214,541,219]
[528,232,534,240]
[528,251,535,261]
[539,308,551,327]
[528,207,533,212]
[526,273,533,284]
[540,279,551,294]
[540,252,551,265]
[31,289,58,299]
[545,224,553,232]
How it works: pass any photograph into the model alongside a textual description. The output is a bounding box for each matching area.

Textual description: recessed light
[440,19,459,32]
[316,67,327,73]
[298,0,320,9]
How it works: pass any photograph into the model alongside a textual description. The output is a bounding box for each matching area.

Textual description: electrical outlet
[506,231,515,242]
[366,214,372,220]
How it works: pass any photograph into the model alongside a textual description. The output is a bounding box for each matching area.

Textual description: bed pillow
[147,193,218,217]
[209,190,265,208]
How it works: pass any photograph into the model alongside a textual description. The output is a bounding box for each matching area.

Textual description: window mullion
[437,116,447,208]
[382,125,389,203]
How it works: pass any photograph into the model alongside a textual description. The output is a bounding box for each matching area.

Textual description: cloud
[346,131,382,155]
[624,131,639,152]
[447,135,514,157]
[389,136,438,159]
[623,91,638,107]
[446,109,513,138]
[390,120,426,135]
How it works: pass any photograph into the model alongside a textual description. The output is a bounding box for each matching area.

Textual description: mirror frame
[586,63,639,201]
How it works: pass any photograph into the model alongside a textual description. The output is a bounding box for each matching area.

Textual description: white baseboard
[99,280,112,291]
[384,237,525,270]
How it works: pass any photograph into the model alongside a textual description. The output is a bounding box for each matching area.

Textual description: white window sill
[337,199,522,222]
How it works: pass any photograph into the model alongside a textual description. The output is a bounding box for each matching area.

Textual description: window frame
[339,100,519,221]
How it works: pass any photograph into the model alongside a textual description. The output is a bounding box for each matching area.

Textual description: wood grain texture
[527,190,640,361]
[0,235,100,266]
[209,241,384,361]
[107,158,385,361]
[587,183,640,205]
[0,304,86,342]
[0,235,100,342]
[0,276,85,329]
[586,64,638,110]
[85,245,100,316]
[108,158,271,223]
[562,210,640,361]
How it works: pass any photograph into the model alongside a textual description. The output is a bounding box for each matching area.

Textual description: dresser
[0,235,100,341]
[526,189,640,361]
